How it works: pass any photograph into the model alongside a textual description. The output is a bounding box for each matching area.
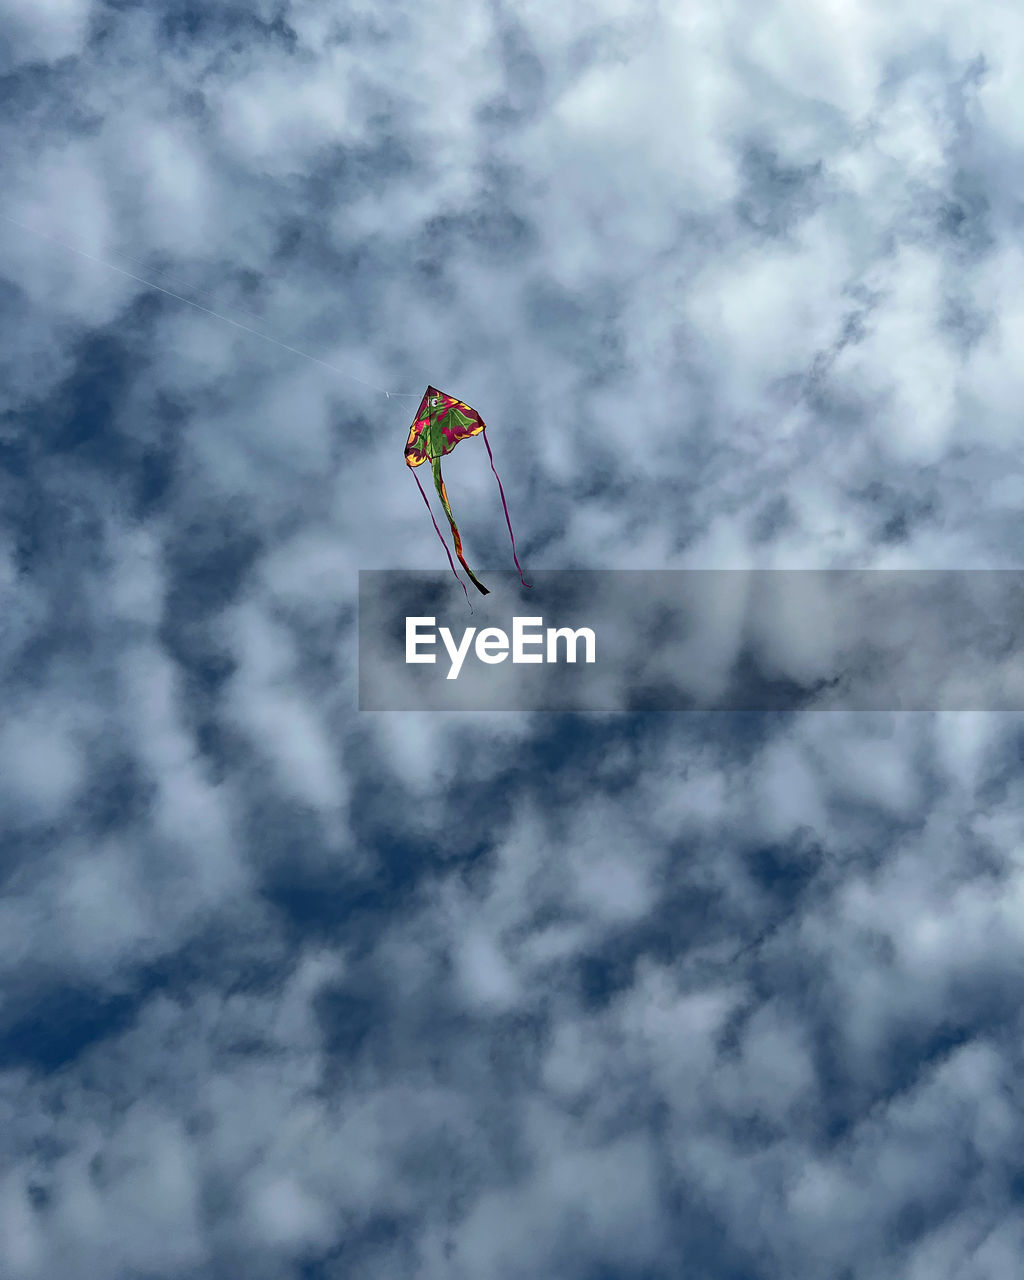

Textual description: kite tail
[482,427,531,588]
[431,458,490,595]
[411,467,472,609]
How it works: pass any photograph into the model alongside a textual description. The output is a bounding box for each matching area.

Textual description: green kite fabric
[405,385,529,599]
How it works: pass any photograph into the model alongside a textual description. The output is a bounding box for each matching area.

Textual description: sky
[2,1,1024,1277]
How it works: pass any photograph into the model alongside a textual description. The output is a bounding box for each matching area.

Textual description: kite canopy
[405,385,529,599]
[404,386,486,466]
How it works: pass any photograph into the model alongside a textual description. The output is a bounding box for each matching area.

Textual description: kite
[405,385,530,600]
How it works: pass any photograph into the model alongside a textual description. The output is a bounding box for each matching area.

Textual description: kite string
[0,210,423,400]
[482,427,531,588]
[411,467,473,611]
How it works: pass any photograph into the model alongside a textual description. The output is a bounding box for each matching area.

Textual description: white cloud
[0,705,84,820]
[0,0,91,73]
[3,0,1024,1276]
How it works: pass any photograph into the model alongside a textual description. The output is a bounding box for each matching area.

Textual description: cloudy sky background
[3,1,1024,1276]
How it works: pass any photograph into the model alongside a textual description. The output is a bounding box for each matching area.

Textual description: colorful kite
[405,385,530,599]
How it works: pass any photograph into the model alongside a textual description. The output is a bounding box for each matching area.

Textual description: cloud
[2,0,1024,1276]
[0,0,91,74]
